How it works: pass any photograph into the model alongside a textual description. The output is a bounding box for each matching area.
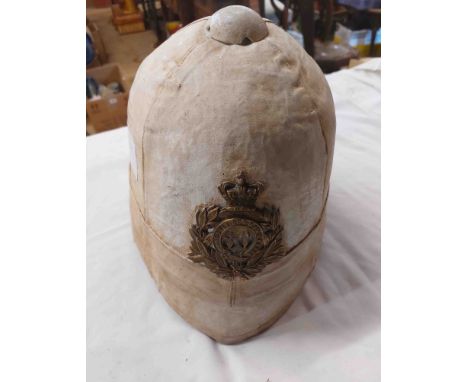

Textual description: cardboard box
[86,64,129,133]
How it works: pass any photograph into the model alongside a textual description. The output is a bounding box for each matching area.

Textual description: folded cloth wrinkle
[87,58,381,382]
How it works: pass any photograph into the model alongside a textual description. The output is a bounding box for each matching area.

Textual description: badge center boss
[128,5,335,344]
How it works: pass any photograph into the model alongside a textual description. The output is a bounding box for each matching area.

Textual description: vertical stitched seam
[140,34,211,218]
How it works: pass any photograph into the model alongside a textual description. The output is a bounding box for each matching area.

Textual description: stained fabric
[87,58,381,382]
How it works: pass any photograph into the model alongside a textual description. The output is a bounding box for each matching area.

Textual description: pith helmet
[128,5,335,344]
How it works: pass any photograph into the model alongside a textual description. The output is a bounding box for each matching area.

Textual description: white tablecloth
[87,59,381,382]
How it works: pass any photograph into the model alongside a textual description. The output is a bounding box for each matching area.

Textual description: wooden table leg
[258,0,265,17]
[298,0,315,57]
[177,1,195,26]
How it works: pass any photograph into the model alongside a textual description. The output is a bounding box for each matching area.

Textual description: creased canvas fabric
[87,58,381,382]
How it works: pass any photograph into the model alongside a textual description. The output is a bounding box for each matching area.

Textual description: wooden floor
[86,7,158,134]
[87,7,158,83]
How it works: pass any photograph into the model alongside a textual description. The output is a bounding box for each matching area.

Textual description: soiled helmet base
[127,5,335,344]
[130,180,326,344]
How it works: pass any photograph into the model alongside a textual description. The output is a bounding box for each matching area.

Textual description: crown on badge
[218,171,264,207]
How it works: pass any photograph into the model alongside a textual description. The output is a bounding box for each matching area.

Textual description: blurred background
[86,0,381,135]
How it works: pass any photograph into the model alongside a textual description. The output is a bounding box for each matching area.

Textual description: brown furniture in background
[271,0,349,59]
[112,0,146,34]
[160,1,263,32]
